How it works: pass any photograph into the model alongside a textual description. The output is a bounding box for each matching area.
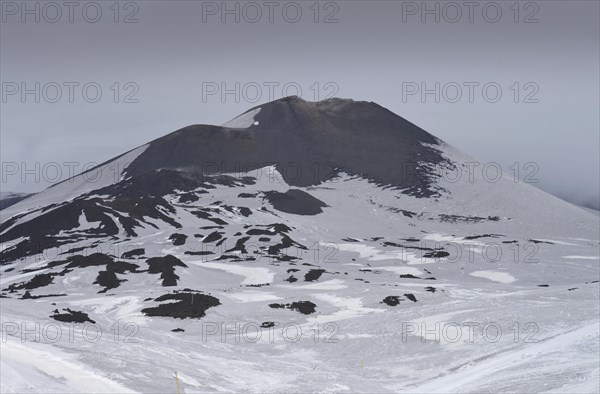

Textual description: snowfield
[1,98,598,393]
[1,165,598,393]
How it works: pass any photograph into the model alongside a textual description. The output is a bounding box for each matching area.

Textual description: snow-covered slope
[0,144,148,223]
[0,192,32,211]
[1,97,598,393]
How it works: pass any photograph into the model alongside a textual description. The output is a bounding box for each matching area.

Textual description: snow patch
[191,261,274,285]
[470,271,516,284]
[222,108,261,128]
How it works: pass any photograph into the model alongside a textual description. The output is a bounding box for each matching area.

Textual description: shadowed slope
[125,96,448,196]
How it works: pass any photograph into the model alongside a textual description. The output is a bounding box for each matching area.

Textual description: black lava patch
[529,239,554,245]
[178,192,199,203]
[263,190,327,215]
[122,248,145,259]
[382,296,401,306]
[404,293,417,302]
[304,269,326,282]
[423,251,450,258]
[22,292,66,300]
[203,231,223,243]
[463,234,502,240]
[5,273,56,292]
[184,251,214,256]
[269,301,316,314]
[146,255,188,286]
[169,233,188,246]
[238,207,252,217]
[141,291,220,319]
[192,210,228,225]
[93,271,124,293]
[289,301,317,314]
[438,214,500,223]
[51,308,95,324]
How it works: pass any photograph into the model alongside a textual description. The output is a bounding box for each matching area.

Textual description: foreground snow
[1,154,598,392]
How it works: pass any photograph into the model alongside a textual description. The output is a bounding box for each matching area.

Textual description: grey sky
[1,0,598,209]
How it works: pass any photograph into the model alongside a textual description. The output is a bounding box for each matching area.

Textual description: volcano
[1,97,599,393]
[124,96,447,195]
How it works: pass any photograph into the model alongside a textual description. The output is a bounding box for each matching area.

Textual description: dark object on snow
[404,293,417,302]
[382,296,401,306]
[51,308,95,324]
[142,291,220,319]
[263,190,328,216]
[304,269,326,282]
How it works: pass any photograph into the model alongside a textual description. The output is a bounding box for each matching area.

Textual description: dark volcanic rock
[51,308,95,324]
[93,270,124,293]
[529,239,554,245]
[178,192,199,203]
[66,253,113,269]
[269,301,316,314]
[184,251,214,256]
[169,233,188,246]
[238,207,252,217]
[146,255,188,286]
[6,273,56,292]
[404,293,418,302]
[225,237,251,253]
[382,296,401,306]
[423,251,450,258]
[438,214,500,224]
[263,190,328,215]
[21,291,66,300]
[399,274,420,279]
[304,269,326,282]
[203,231,223,243]
[122,248,145,259]
[289,301,317,315]
[463,234,502,240]
[141,291,220,319]
[192,209,228,225]
[267,234,306,256]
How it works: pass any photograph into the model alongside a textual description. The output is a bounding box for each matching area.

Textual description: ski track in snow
[399,321,600,393]
[1,340,136,393]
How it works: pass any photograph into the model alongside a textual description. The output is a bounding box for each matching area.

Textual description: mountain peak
[123,97,446,194]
